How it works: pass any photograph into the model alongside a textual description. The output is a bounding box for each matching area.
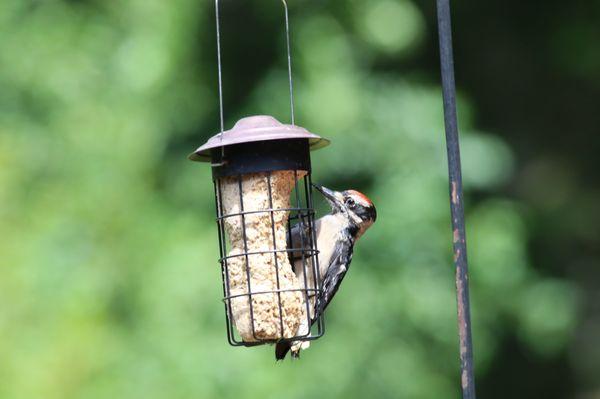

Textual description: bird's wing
[313,239,354,320]
[287,220,311,265]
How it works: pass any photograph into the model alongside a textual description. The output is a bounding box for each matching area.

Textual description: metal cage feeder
[189,115,329,346]
[189,0,331,348]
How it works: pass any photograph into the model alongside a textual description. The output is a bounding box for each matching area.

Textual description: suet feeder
[189,1,329,347]
[189,116,328,346]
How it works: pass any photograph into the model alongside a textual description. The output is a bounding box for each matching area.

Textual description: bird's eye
[345,198,356,208]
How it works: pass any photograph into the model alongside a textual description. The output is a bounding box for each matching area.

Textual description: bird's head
[314,185,377,239]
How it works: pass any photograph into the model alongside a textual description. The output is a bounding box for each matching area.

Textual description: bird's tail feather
[275,342,291,361]
[275,341,306,360]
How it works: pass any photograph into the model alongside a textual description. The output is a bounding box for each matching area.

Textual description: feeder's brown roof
[189,115,329,162]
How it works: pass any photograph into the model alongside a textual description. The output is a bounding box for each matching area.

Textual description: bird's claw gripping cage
[190,115,329,346]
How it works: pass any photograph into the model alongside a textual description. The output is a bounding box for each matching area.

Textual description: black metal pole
[435,1,476,398]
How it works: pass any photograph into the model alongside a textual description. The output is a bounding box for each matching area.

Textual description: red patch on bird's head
[346,190,374,207]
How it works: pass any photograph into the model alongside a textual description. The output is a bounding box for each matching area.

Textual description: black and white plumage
[275,185,377,360]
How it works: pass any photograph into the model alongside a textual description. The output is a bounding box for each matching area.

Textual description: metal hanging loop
[215,0,225,134]
[281,0,295,126]
[214,0,296,132]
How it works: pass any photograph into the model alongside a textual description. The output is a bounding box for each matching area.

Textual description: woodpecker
[275,185,377,360]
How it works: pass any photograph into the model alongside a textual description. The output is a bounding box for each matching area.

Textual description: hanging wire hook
[281,0,295,126]
[215,0,225,134]
[213,0,226,167]
[213,0,296,132]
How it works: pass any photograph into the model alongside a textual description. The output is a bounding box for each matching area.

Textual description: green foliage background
[0,0,597,398]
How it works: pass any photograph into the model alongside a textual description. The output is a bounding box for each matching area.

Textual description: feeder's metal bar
[214,180,231,342]
[266,172,286,338]
[286,202,294,270]
[223,287,319,301]
[306,175,324,336]
[289,213,312,221]
[277,333,321,343]
[219,247,318,262]
[295,172,312,321]
[237,331,322,347]
[217,207,314,221]
[285,204,304,333]
[436,1,476,398]
[215,179,237,345]
[294,170,313,325]
[237,175,259,341]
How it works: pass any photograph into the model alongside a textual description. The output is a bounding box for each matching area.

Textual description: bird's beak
[313,185,345,210]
